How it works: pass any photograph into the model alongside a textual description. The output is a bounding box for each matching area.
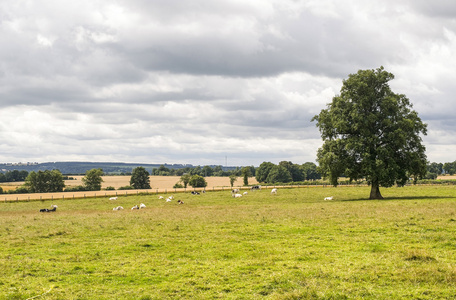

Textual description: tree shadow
[341,195,456,202]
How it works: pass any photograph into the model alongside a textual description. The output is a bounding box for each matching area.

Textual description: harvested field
[1,176,259,201]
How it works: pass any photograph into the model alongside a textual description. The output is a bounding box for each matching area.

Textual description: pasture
[1,185,456,299]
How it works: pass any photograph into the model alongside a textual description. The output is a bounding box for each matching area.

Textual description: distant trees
[255,161,320,184]
[82,169,104,191]
[0,170,28,182]
[24,170,65,193]
[241,167,251,186]
[130,167,151,189]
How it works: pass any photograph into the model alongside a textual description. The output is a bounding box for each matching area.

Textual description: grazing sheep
[113,206,124,211]
[139,203,146,209]
[158,196,164,199]
[166,198,172,202]
[131,205,139,210]
[191,191,200,195]
[324,196,334,201]
[109,197,118,200]
[231,188,240,195]
[243,192,248,195]
[233,193,243,198]
[177,200,184,204]
[250,185,261,191]
[271,188,278,195]
[168,195,175,200]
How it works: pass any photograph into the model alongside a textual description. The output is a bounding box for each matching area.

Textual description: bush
[0,187,2,194]
[8,186,30,194]
[64,185,89,192]
[173,182,184,188]
[105,186,115,190]
[189,175,207,188]
[118,185,134,190]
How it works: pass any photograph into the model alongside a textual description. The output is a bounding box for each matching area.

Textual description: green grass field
[1,185,456,299]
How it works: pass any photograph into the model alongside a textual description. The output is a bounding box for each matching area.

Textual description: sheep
[250,185,261,191]
[191,191,200,195]
[271,188,278,195]
[168,195,175,200]
[158,196,164,199]
[324,196,334,201]
[139,203,146,209]
[177,200,184,204]
[113,206,124,211]
[131,205,139,210]
[243,192,248,195]
[231,188,240,195]
[109,197,118,200]
[40,205,57,212]
[166,198,172,202]
[233,193,243,198]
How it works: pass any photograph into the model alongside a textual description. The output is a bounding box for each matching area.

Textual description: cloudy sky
[1,1,455,166]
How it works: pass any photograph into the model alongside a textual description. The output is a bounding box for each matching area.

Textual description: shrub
[173,182,184,188]
[118,185,134,190]
[64,185,89,192]
[105,186,115,190]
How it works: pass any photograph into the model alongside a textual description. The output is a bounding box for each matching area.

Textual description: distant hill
[0,162,238,175]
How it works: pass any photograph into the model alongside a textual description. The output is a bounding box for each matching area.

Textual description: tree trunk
[369,182,383,199]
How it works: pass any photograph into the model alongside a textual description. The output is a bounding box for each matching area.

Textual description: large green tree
[24,170,65,193]
[82,168,104,191]
[312,67,427,199]
[130,167,151,189]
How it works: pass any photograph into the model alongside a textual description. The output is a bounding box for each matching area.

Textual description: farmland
[0,176,259,202]
[1,185,456,299]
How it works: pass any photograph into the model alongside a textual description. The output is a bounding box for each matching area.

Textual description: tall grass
[1,185,456,299]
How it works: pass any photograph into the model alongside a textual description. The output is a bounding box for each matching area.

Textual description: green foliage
[118,185,134,190]
[313,67,427,199]
[443,161,456,175]
[255,162,275,183]
[105,186,115,190]
[188,174,207,188]
[82,168,104,191]
[180,174,191,188]
[229,174,237,187]
[0,170,29,182]
[0,186,2,194]
[24,170,65,193]
[130,167,151,189]
[266,165,292,183]
[64,185,89,192]
[173,182,184,188]
[241,167,251,186]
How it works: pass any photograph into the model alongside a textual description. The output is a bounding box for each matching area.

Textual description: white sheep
[166,198,172,202]
[233,193,243,198]
[271,188,278,195]
[109,197,118,200]
[113,206,124,211]
[243,192,248,195]
[324,196,334,201]
[139,203,146,209]
[131,205,139,210]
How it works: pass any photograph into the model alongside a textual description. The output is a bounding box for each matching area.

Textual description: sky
[1,0,455,167]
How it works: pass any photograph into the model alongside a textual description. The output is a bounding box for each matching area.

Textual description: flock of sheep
[39,187,334,213]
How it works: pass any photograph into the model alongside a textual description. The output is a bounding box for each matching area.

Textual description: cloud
[0,0,456,165]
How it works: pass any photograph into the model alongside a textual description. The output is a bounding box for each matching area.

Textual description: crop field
[1,185,456,299]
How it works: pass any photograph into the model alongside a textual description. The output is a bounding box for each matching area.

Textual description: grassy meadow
[1,185,456,299]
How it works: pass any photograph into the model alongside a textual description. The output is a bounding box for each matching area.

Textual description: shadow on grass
[341,195,456,202]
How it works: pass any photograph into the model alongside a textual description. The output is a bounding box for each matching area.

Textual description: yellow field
[0,176,259,201]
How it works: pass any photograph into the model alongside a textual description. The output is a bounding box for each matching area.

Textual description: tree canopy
[82,168,104,191]
[24,170,65,193]
[130,167,151,189]
[313,67,427,199]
